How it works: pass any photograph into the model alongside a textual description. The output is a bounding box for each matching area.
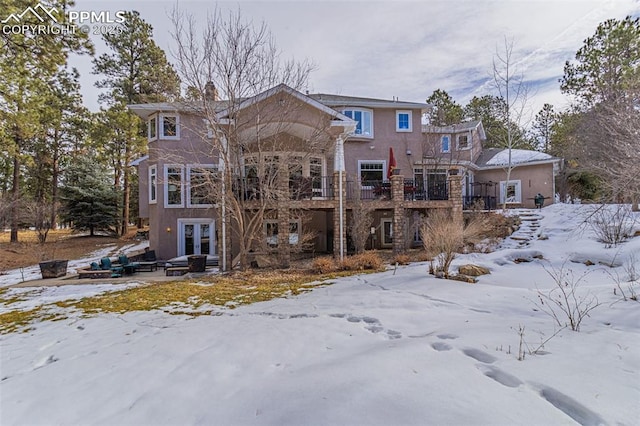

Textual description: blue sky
[71,0,640,120]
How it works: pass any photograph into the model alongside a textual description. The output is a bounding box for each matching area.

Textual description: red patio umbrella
[387,147,397,179]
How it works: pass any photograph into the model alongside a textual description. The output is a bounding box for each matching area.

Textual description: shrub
[340,252,384,271]
[393,254,410,265]
[312,257,336,274]
[588,204,636,247]
[420,210,484,277]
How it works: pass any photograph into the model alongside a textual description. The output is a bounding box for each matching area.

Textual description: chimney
[204,81,218,101]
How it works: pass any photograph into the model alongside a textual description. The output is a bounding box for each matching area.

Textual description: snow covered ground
[1,204,639,425]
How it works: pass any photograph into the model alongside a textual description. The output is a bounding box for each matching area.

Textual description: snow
[1,204,639,425]
[486,149,554,166]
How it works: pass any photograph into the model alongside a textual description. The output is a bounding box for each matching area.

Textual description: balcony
[346,179,449,201]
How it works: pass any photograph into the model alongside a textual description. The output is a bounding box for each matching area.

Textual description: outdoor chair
[117,255,140,275]
[99,257,123,277]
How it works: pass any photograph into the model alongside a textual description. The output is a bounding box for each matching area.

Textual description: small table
[136,261,158,272]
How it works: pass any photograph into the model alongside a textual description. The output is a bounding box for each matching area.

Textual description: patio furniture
[100,257,124,275]
[117,254,140,275]
[136,261,158,272]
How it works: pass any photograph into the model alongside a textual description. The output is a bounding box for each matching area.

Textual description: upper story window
[441,135,451,153]
[343,108,373,138]
[164,165,184,207]
[457,134,470,150]
[188,165,218,208]
[160,113,180,139]
[149,165,157,204]
[148,116,157,141]
[396,110,412,132]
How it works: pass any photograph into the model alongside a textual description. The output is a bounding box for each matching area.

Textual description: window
[343,108,373,137]
[188,165,217,207]
[396,110,412,132]
[264,220,300,247]
[358,160,385,184]
[457,134,470,150]
[500,180,522,204]
[149,165,157,204]
[148,116,157,140]
[310,157,323,197]
[381,218,393,246]
[441,135,450,153]
[160,114,180,139]
[164,165,184,207]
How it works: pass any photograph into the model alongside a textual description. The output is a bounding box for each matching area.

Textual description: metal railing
[463,195,497,210]
[345,179,449,201]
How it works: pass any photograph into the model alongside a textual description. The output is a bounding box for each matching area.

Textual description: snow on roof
[486,149,554,166]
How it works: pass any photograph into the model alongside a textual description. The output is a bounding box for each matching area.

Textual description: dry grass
[0,229,138,271]
[0,268,377,334]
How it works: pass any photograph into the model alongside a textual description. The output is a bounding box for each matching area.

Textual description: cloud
[71,0,640,116]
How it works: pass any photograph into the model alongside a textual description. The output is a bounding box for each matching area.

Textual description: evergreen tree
[561,16,640,108]
[425,89,464,126]
[0,0,92,242]
[59,155,118,236]
[531,104,557,152]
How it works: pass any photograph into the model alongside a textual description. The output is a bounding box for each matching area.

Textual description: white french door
[177,219,215,256]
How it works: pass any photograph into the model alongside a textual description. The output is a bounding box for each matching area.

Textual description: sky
[2,203,639,424]
[71,0,640,119]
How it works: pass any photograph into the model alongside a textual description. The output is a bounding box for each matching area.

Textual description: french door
[177,219,215,256]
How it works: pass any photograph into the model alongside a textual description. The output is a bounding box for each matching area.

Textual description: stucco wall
[475,163,556,208]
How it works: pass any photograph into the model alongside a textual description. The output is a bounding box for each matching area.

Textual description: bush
[340,252,384,271]
[420,210,484,277]
[588,204,636,247]
[312,257,336,274]
[392,254,410,265]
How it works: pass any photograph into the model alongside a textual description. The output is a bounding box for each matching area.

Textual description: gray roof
[309,93,430,110]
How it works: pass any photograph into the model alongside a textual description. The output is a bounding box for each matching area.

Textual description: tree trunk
[10,154,20,243]
[50,130,60,230]
[121,146,130,236]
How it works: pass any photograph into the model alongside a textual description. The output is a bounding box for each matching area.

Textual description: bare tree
[348,182,375,254]
[492,38,531,209]
[169,7,335,270]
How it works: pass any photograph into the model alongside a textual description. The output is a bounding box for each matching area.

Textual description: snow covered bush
[535,262,601,331]
[588,204,636,247]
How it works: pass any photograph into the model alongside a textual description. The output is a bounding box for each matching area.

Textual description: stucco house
[129,84,560,268]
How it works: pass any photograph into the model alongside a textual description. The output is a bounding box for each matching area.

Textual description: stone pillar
[391,174,405,254]
[332,171,347,260]
[448,175,463,226]
[278,166,290,268]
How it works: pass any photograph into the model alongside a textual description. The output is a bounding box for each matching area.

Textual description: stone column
[448,175,463,226]
[391,174,405,254]
[332,171,347,260]
[278,165,290,268]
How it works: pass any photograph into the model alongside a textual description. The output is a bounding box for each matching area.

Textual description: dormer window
[343,108,373,138]
[160,113,180,139]
[457,134,470,150]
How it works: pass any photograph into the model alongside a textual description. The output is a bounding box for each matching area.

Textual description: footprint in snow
[462,348,497,364]
[34,354,58,370]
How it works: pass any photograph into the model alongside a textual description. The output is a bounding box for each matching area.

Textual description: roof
[127,101,229,120]
[422,120,485,137]
[475,148,560,169]
[309,93,430,110]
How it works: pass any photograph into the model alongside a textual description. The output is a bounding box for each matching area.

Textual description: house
[129,84,560,268]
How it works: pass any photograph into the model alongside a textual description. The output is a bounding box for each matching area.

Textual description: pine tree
[59,155,118,236]
[425,89,464,126]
